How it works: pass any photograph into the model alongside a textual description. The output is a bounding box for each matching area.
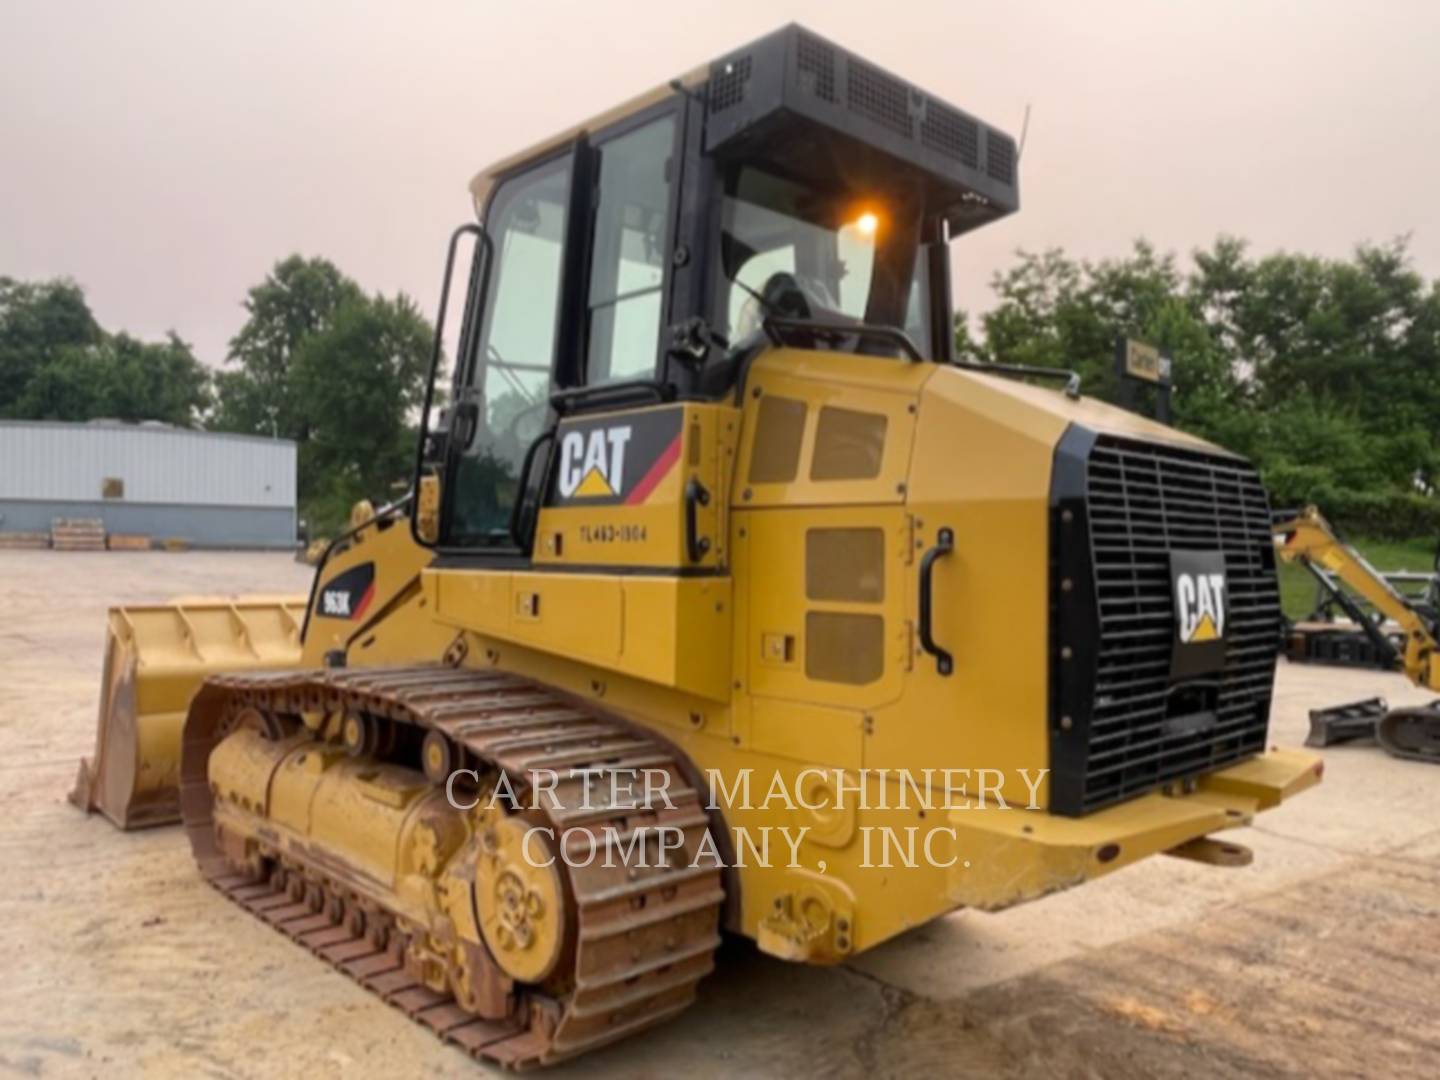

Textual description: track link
[179,666,725,1069]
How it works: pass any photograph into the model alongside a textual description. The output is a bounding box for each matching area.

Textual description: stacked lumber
[50,518,107,552]
[106,533,152,551]
[0,531,50,550]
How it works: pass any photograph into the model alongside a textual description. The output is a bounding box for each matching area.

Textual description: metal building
[0,420,297,548]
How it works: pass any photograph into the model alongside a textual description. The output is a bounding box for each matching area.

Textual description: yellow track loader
[74,25,1321,1068]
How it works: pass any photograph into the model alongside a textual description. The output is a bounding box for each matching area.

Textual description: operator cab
[418,24,1019,554]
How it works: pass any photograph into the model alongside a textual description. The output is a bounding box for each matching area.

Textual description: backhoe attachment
[1277,506,1440,764]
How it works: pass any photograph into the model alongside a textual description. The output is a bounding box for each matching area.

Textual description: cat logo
[547,408,683,508]
[557,425,632,499]
[1176,571,1226,643]
[1170,550,1228,677]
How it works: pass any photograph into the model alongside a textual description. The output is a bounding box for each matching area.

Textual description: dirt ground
[1,550,1437,1079]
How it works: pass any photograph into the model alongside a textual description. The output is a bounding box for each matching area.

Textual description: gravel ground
[0,550,1436,1078]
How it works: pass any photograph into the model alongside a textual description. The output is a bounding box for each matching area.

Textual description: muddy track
[177,666,725,1069]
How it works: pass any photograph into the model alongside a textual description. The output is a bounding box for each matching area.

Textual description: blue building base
[0,500,296,550]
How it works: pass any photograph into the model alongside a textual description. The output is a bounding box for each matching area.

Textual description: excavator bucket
[69,596,305,829]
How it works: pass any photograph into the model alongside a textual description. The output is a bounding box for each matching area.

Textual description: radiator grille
[1056,434,1279,814]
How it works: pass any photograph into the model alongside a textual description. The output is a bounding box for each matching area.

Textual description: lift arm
[1274,506,1440,691]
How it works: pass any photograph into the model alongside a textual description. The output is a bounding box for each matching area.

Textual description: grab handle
[684,477,711,563]
[919,527,955,676]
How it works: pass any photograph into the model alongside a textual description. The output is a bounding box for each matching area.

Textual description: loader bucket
[69,596,305,829]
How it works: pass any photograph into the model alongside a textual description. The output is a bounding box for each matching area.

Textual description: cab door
[440,108,685,557]
[426,102,735,702]
[441,149,575,553]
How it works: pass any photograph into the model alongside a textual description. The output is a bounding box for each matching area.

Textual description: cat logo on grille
[1177,572,1226,643]
[1170,551,1228,677]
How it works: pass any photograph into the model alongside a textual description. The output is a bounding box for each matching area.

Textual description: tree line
[958,236,1440,539]
[4,237,1440,539]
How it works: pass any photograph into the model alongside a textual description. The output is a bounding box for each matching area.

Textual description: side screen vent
[846,56,913,138]
[796,30,837,103]
[986,129,1015,184]
[920,100,979,167]
[710,55,753,113]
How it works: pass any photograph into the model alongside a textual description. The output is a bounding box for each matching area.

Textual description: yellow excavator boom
[1274,505,1440,690]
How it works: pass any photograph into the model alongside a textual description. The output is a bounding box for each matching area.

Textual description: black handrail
[762,316,926,363]
[411,223,494,549]
[954,360,1082,399]
[549,378,674,414]
[507,427,556,550]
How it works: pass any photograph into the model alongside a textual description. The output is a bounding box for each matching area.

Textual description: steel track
[178,666,725,1069]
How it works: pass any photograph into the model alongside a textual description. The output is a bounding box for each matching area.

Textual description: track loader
[73,25,1321,1068]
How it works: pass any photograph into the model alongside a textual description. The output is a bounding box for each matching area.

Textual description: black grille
[796,30,836,103]
[846,57,913,138]
[921,101,979,167]
[710,55,752,113]
[1051,432,1279,815]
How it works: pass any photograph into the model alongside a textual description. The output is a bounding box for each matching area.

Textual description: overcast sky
[3,0,1438,366]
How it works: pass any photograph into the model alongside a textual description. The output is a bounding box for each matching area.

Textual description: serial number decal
[579,523,649,544]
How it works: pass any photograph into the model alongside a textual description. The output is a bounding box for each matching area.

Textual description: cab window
[715,167,932,354]
[585,116,676,385]
[448,156,570,548]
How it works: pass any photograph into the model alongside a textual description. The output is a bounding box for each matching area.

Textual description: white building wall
[0,421,296,508]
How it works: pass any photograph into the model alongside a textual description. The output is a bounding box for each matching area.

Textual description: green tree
[961,235,1440,537]
[213,255,436,533]
[1,277,210,424]
[962,241,1239,428]
[0,277,102,415]
[289,294,434,527]
[211,256,364,438]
